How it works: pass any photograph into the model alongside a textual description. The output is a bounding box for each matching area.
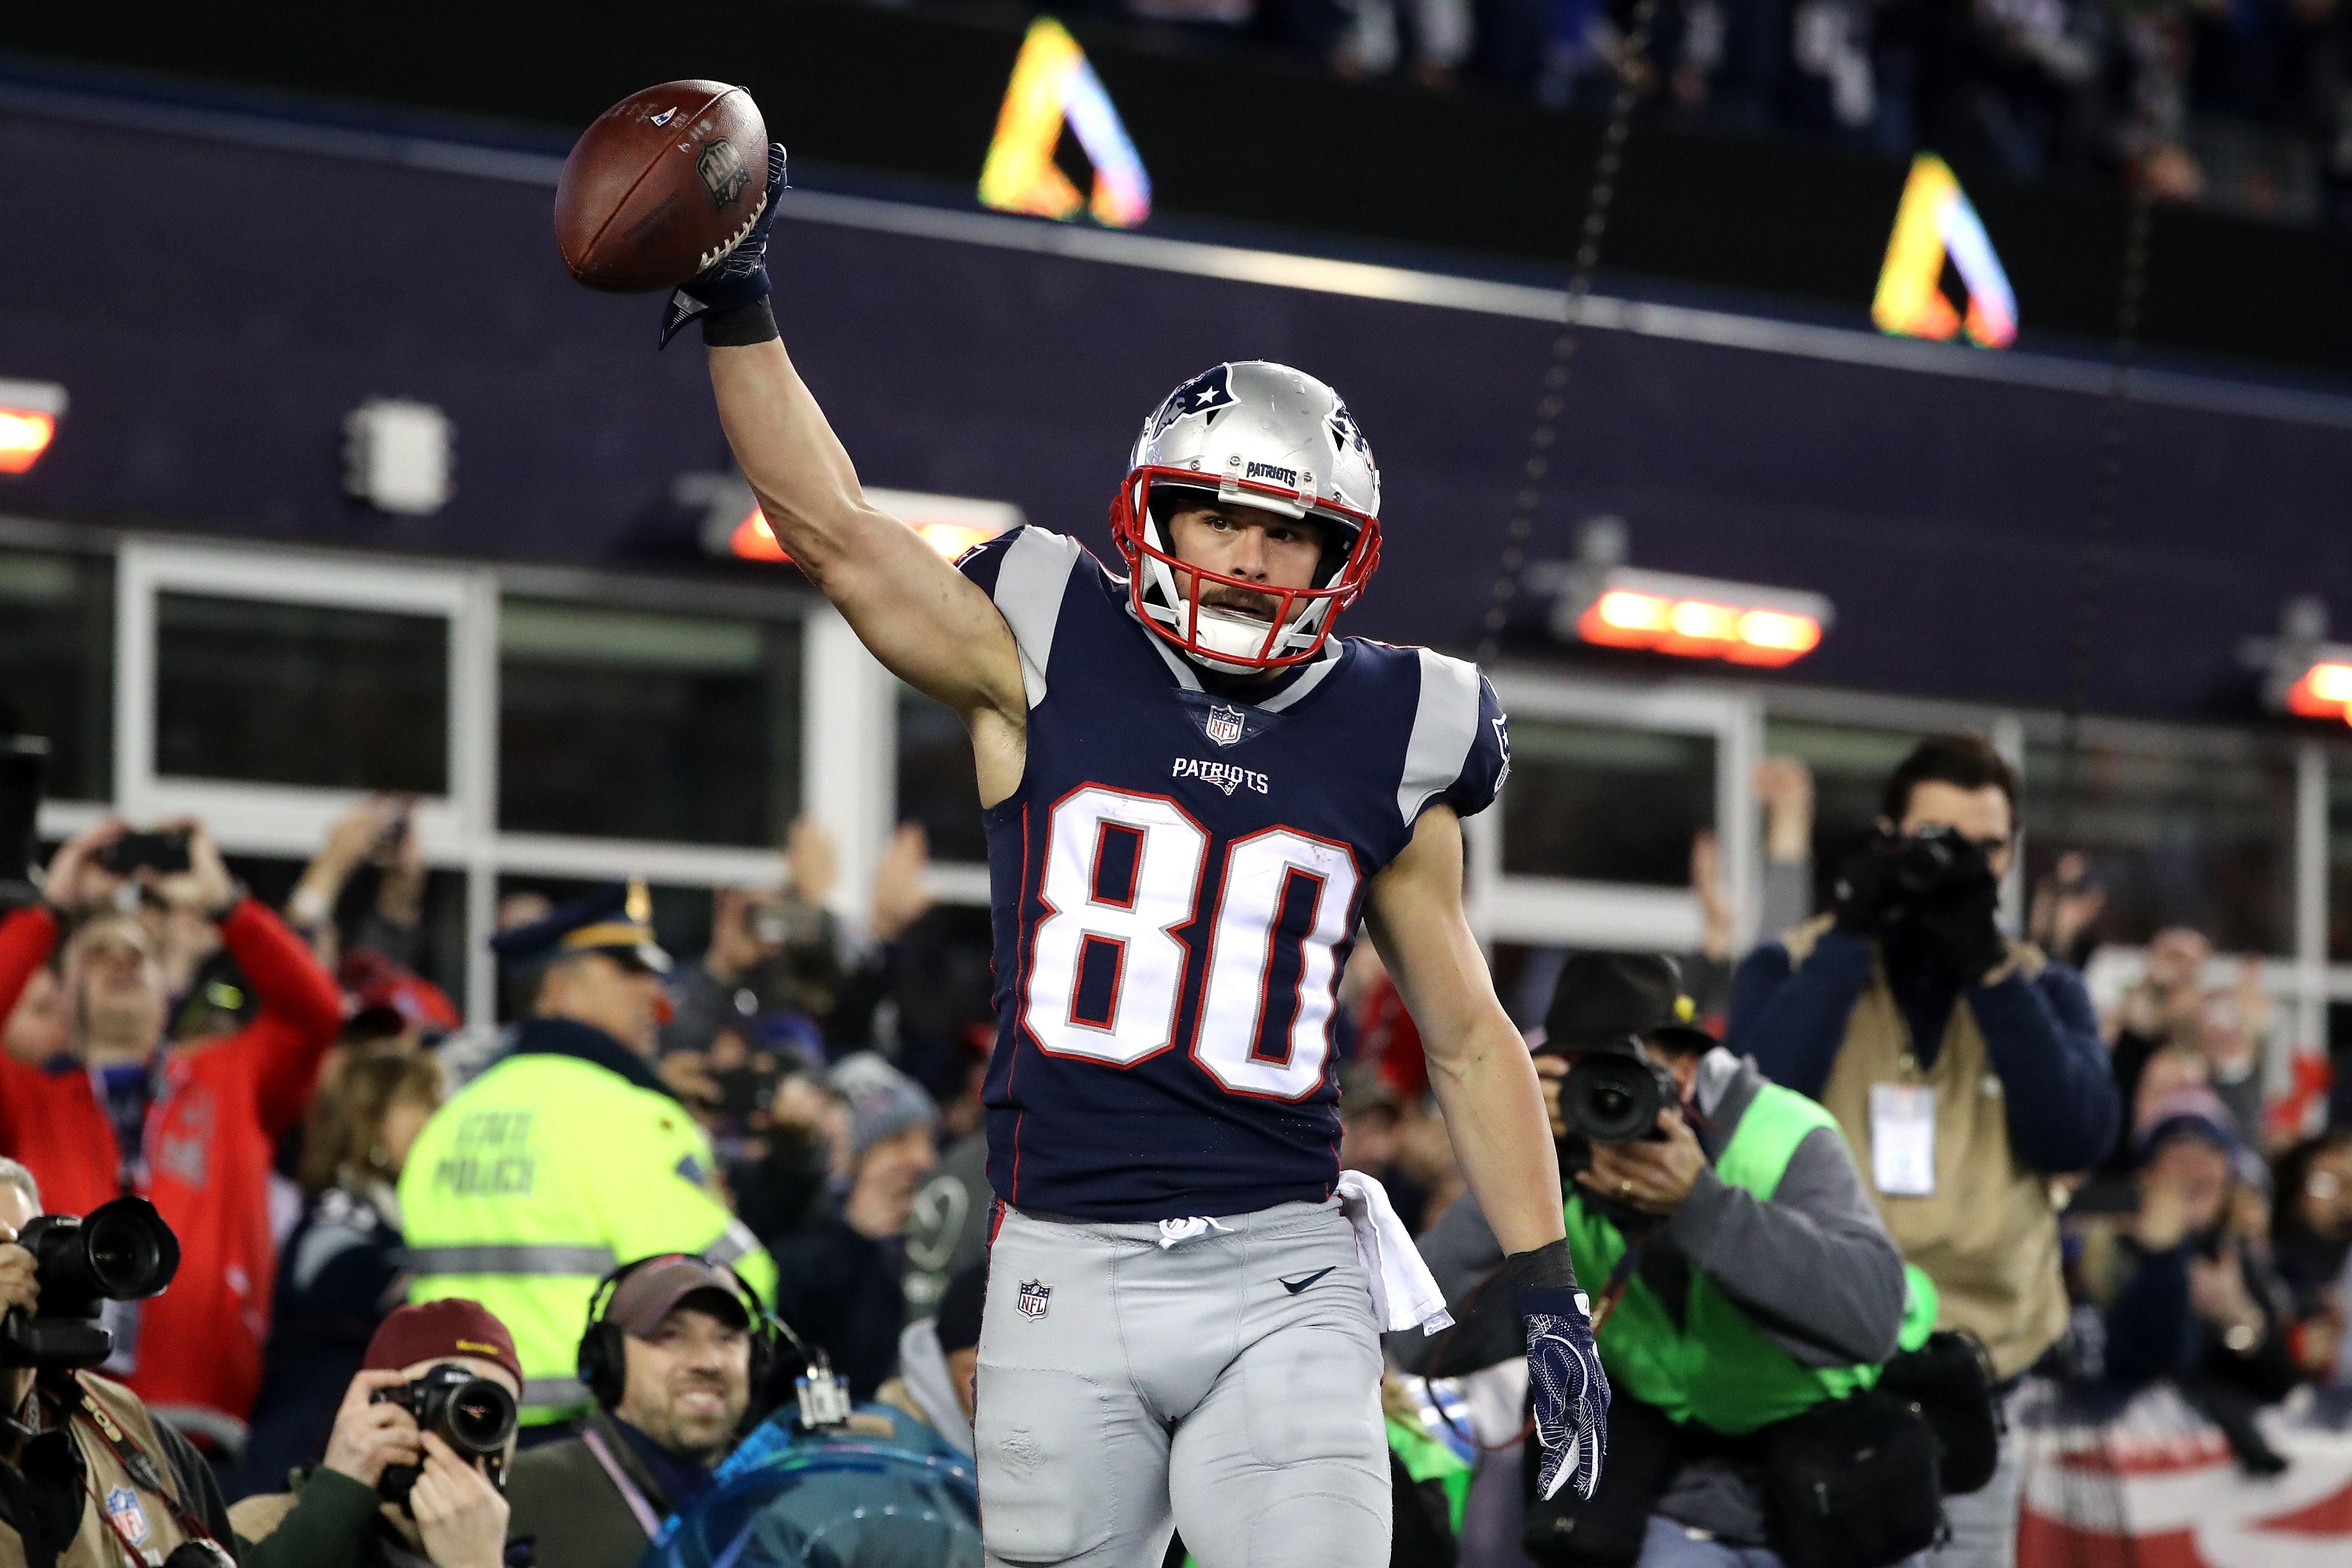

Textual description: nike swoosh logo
[1279,1267,1337,1295]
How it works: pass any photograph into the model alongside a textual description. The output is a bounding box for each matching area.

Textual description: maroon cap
[364,1299,523,1389]
[602,1255,752,1337]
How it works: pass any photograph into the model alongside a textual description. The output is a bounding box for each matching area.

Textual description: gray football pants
[976,1197,1391,1567]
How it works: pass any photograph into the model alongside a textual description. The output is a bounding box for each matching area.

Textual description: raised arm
[657,144,1027,802]
[706,338,1024,731]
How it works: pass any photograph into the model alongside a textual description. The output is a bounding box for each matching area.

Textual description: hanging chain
[1477,0,1661,665]
[2054,145,2160,847]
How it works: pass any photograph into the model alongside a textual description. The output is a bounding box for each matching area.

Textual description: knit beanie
[829,1051,939,1167]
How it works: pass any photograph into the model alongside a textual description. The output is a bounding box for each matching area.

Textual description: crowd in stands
[4,731,2352,1565]
[1013,0,2352,221]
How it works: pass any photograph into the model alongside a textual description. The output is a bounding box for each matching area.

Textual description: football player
[658,148,1606,1566]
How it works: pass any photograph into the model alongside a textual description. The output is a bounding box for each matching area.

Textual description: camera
[98,829,192,877]
[370,1362,518,1508]
[1559,1040,1681,1146]
[0,1197,181,1368]
[1882,824,1990,898]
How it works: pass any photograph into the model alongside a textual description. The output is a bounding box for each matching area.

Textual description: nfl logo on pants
[1017,1278,1051,1319]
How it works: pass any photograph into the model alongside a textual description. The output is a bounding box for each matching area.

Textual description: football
[554,80,768,293]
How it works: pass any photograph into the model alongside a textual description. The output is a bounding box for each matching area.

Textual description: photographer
[0,1158,237,1567]
[1727,735,2118,1568]
[503,1255,764,1568]
[1525,955,1921,1566]
[235,1299,521,1568]
[0,818,343,1455]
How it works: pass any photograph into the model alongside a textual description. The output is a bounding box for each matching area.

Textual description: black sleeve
[154,1415,237,1552]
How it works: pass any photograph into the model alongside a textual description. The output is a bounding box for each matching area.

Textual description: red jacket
[0,900,343,1446]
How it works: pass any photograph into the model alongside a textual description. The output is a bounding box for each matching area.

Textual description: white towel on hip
[1335,1170,1456,1335]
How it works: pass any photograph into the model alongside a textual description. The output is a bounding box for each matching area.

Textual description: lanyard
[581,1426,664,1538]
[68,1381,218,1556]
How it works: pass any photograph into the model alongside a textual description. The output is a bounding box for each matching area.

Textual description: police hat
[1540,952,1714,1055]
[490,881,671,974]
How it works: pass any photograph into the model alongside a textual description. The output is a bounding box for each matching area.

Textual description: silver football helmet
[1108,362,1383,672]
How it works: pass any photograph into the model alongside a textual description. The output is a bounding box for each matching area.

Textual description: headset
[575,1253,780,1410]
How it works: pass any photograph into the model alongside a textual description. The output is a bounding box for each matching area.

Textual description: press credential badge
[1870,1083,1937,1196]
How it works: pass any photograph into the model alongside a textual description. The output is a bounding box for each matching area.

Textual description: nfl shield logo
[1017,1279,1051,1319]
[1205,704,1246,747]
[105,1486,149,1547]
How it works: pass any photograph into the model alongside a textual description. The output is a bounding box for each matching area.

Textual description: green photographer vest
[1563,1079,1936,1436]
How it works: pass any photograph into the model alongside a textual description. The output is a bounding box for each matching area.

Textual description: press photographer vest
[0,1374,199,1568]
[1785,915,2069,1380]
[1562,1080,1936,1436]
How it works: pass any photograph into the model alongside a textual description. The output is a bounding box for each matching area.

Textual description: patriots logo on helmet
[1149,366,1237,439]
[1328,399,1370,456]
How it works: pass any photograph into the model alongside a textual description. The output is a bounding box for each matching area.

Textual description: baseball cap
[364,1299,523,1388]
[341,949,462,1036]
[602,1255,753,1337]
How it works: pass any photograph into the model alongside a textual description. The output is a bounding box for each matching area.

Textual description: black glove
[1831,843,1897,935]
[658,143,789,349]
[1910,873,2008,983]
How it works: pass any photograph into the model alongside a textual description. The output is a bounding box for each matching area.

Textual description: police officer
[399,885,777,1434]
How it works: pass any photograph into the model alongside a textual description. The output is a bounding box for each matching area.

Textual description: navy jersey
[956,528,1509,1221]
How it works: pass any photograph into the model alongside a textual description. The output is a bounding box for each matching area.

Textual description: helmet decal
[1147,365,1237,441]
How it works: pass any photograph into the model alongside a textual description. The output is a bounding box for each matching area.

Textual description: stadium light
[1552,564,1833,668]
[0,379,67,475]
[2245,598,2352,727]
[702,483,1026,565]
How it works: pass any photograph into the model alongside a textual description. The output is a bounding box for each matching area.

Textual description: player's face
[1164,502,1328,625]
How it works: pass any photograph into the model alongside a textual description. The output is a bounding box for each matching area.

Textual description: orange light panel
[2286,662,2352,723]
[1577,593,1823,667]
[0,409,56,474]
[727,508,1007,566]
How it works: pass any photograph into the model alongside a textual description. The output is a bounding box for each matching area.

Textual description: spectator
[286,796,429,974]
[2271,1127,2352,1374]
[644,1400,981,1568]
[2064,1089,2301,1470]
[235,1054,446,1499]
[399,884,777,1435]
[760,1053,937,1400]
[1729,733,2119,1568]
[233,1300,522,1568]
[902,1061,993,1321]
[826,824,996,1110]
[661,818,845,1062]
[0,1157,240,1566]
[505,1254,765,1568]
[0,962,63,1064]
[879,1261,986,1453]
[0,819,343,1456]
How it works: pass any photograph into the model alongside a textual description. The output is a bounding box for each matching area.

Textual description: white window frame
[1470,671,1762,955]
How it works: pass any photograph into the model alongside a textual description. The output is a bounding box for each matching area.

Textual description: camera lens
[440,1377,518,1456]
[1895,834,1954,894]
[83,1209,170,1298]
[1562,1053,1666,1145]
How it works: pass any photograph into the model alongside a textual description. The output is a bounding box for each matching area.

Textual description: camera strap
[67,1381,220,1556]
